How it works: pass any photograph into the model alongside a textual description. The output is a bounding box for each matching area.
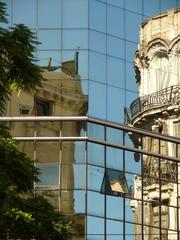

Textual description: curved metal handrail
[130,85,180,118]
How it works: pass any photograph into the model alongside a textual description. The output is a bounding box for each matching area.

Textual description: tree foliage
[0,2,71,239]
[0,1,42,114]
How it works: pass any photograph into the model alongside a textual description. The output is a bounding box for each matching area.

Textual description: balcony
[130,85,180,119]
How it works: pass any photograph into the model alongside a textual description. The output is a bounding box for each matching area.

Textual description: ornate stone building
[130,8,180,240]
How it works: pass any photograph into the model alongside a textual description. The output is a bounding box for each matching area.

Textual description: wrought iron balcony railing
[130,85,180,118]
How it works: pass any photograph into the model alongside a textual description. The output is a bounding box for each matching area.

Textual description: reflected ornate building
[7,60,88,239]
[129,8,180,240]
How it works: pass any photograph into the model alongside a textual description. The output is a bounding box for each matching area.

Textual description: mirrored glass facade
[4,116,180,239]
[3,0,180,239]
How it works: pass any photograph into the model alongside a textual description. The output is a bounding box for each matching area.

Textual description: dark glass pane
[101,169,129,196]
[36,163,59,186]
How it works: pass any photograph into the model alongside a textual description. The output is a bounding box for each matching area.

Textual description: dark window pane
[34,98,51,116]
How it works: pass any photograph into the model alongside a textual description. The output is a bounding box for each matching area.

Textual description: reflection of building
[130,8,180,240]
[7,61,88,239]
[4,1,180,239]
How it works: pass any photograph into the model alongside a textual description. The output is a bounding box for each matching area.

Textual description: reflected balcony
[129,85,180,121]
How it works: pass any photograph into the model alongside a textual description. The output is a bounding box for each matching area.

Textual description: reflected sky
[4,0,179,124]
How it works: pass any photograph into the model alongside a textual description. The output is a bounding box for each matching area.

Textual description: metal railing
[130,85,180,118]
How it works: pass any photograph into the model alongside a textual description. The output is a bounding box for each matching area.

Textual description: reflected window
[101,169,129,197]
[36,163,59,186]
[34,98,52,116]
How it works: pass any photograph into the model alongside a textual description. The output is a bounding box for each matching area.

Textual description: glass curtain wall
[5,0,179,122]
[4,0,180,240]
[7,117,180,240]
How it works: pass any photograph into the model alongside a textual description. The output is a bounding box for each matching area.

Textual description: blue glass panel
[107,5,124,38]
[125,41,137,62]
[87,191,105,217]
[88,123,105,141]
[125,62,138,92]
[63,29,88,50]
[160,0,179,12]
[107,195,123,220]
[143,0,160,17]
[107,220,123,240]
[125,151,141,175]
[125,0,142,14]
[90,0,106,33]
[89,81,106,119]
[107,86,125,123]
[74,190,85,213]
[107,57,125,88]
[125,11,142,43]
[89,31,106,54]
[13,0,37,28]
[89,52,106,83]
[87,216,104,240]
[37,30,61,50]
[88,143,105,166]
[36,163,59,186]
[106,127,123,144]
[81,79,88,95]
[107,36,125,59]
[73,164,86,189]
[107,147,123,170]
[74,142,86,163]
[38,0,62,28]
[125,223,136,240]
[63,0,88,28]
[88,165,104,191]
[125,90,139,109]
[107,0,124,7]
